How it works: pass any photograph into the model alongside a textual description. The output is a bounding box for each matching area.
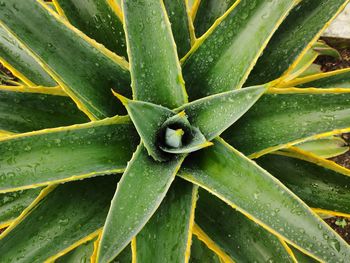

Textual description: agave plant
[1,0,350,262]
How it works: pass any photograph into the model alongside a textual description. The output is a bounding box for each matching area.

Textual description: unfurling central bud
[164,128,184,148]
[112,92,213,162]
[157,112,212,156]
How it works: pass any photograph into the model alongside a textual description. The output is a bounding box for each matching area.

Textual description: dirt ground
[328,135,350,242]
[317,38,350,242]
[0,63,16,85]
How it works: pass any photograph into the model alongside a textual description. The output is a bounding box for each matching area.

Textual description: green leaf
[193,224,234,262]
[111,245,132,263]
[114,95,173,161]
[0,68,18,86]
[0,116,138,193]
[188,0,197,10]
[182,0,297,100]
[164,0,193,58]
[284,47,319,82]
[54,0,127,58]
[256,153,350,216]
[178,138,350,262]
[135,180,197,263]
[56,238,95,263]
[0,188,42,228]
[222,90,350,158]
[282,40,340,82]
[193,0,237,37]
[177,85,266,140]
[190,235,221,263]
[46,1,58,12]
[0,86,89,133]
[119,85,266,159]
[298,69,350,88]
[293,136,348,158]
[0,24,56,86]
[97,145,185,263]
[0,0,131,120]
[298,64,323,78]
[245,0,348,86]
[196,189,294,263]
[0,176,119,262]
[115,95,210,160]
[290,247,319,263]
[312,40,341,59]
[122,0,187,108]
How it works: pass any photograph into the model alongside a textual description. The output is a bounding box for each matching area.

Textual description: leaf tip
[203,141,214,148]
[112,89,129,105]
[177,110,187,118]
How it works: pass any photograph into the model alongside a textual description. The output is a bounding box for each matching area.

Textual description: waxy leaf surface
[223,91,350,157]
[0,188,42,227]
[246,0,349,86]
[179,139,350,262]
[122,0,187,108]
[0,88,89,133]
[0,176,119,262]
[257,153,350,215]
[298,69,350,89]
[196,189,294,262]
[177,85,266,140]
[164,0,193,58]
[0,116,138,192]
[182,0,297,100]
[193,0,237,37]
[190,235,221,263]
[0,25,56,86]
[135,180,197,263]
[0,0,131,119]
[56,238,95,263]
[97,145,184,263]
[294,137,348,158]
[54,0,127,58]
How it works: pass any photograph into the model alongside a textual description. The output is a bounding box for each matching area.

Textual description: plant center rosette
[157,111,212,158]
[114,91,213,162]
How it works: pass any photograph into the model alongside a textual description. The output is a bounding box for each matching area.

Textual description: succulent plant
[0,0,350,262]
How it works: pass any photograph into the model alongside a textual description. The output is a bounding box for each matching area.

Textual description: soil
[0,63,14,78]
[330,133,350,169]
[315,38,350,243]
[0,63,17,85]
[328,132,350,251]
[315,47,350,71]
[325,217,350,244]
